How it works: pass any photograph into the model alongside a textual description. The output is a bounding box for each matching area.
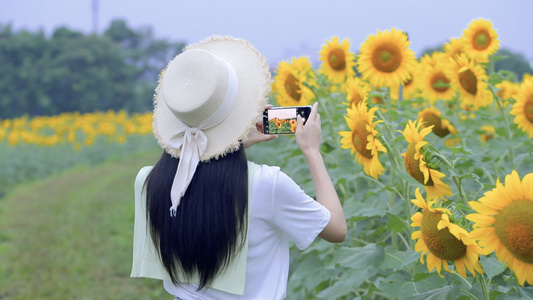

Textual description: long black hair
[145,145,248,289]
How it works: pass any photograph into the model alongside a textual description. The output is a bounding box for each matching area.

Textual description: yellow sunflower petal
[454,257,467,278]
[465,213,496,226]
[468,201,499,215]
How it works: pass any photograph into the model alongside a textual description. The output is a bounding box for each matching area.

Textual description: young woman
[131,36,347,299]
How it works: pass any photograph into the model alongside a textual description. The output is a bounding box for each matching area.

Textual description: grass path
[0,150,172,299]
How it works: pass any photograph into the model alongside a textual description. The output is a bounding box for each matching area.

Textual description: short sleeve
[270,170,331,250]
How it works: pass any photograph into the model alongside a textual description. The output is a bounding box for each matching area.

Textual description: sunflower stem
[452,175,469,205]
[460,289,479,300]
[488,84,516,169]
[479,274,490,300]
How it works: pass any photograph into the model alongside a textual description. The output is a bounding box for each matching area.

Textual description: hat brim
[153,36,271,161]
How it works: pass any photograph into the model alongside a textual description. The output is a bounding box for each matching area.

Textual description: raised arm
[295,102,347,243]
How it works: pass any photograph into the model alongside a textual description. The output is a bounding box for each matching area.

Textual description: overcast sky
[2,0,532,66]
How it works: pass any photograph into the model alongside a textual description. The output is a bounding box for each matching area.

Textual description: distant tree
[0,20,185,118]
[493,49,533,82]
[103,19,185,111]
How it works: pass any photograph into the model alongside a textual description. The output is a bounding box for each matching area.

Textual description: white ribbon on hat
[166,58,239,217]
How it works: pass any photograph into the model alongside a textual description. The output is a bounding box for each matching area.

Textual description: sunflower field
[256,18,533,299]
[0,110,158,195]
[2,17,533,299]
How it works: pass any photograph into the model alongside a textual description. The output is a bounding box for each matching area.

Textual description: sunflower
[418,107,458,138]
[273,58,316,107]
[339,102,387,179]
[344,77,371,107]
[411,188,485,278]
[401,119,453,201]
[510,77,533,138]
[443,37,465,61]
[290,119,297,133]
[319,37,356,84]
[480,125,495,142]
[419,53,456,104]
[446,54,492,110]
[495,80,520,103]
[357,28,417,88]
[371,91,385,105]
[462,18,500,63]
[466,171,533,286]
[402,65,421,101]
[419,52,439,70]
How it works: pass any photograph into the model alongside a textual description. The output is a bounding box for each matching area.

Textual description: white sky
[268,108,297,121]
[1,0,532,66]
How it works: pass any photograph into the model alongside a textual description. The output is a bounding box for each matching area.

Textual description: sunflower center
[350,93,364,107]
[421,113,450,138]
[473,30,491,50]
[284,74,301,102]
[372,43,402,73]
[494,200,533,263]
[458,67,478,96]
[380,50,393,63]
[405,143,434,186]
[351,121,373,159]
[431,72,450,93]
[372,96,384,104]
[524,97,533,123]
[421,210,467,261]
[328,48,347,71]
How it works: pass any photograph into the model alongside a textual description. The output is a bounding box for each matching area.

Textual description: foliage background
[0,20,184,118]
[1,20,533,299]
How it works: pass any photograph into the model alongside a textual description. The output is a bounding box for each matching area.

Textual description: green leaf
[411,282,461,300]
[454,203,472,212]
[289,254,337,292]
[374,272,412,299]
[480,255,506,279]
[413,272,434,282]
[386,213,407,233]
[344,195,389,221]
[316,268,378,299]
[329,244,385,269]
[450,146,475,155]
[398,282,418,299]
[381,247,419,271]
[519,286,533,299]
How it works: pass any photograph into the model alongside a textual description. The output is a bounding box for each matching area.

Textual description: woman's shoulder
[135,166,153,187]
[248,161,281,178]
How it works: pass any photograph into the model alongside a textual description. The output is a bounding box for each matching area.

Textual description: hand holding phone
[295,102,321,155]
[263,105,312,134]
[243,105,278,148]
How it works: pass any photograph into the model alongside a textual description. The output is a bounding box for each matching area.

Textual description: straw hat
[153,35,271,161]
[152,36,271,215]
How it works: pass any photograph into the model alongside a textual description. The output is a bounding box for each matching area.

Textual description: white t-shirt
[133,162,330,300]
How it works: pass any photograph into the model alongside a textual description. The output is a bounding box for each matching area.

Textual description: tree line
[0,19,185,118]
[1,20,531,119]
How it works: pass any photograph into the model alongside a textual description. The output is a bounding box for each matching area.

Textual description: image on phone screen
[264,106,310,134]
[267,108,298,134]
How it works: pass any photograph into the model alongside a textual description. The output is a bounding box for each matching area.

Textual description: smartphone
[263,105,312,134]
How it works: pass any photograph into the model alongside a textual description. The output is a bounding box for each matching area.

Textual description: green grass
[0,150,173,299]
[0,135,160,197]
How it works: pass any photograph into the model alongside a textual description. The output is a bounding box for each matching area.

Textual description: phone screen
[263,106,311,134]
